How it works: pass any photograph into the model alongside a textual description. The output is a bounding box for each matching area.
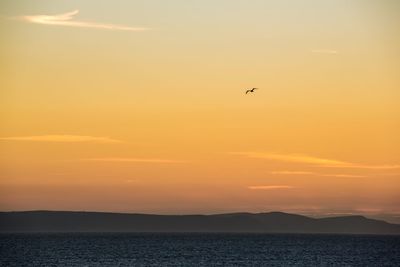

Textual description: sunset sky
[1,0,399,222]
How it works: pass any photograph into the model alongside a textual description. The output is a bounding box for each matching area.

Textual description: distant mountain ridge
[1,211,400,234]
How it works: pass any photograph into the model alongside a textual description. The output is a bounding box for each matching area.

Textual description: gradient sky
[1,0,399,221]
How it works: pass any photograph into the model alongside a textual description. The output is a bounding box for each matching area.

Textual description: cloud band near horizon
[231,152,400,170]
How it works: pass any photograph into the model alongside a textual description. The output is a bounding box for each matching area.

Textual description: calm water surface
[1,233,399,266]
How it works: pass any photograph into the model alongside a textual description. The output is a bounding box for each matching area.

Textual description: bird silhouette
[245,88,258,94]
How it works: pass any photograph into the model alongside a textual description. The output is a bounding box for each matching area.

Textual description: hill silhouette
[1,211,399,234]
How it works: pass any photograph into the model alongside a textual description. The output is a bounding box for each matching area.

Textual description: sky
[1,0,399,222]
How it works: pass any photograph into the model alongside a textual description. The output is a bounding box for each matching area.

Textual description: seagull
[245,88,258,94]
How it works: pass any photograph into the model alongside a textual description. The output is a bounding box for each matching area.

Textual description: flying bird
[245,88,258,94]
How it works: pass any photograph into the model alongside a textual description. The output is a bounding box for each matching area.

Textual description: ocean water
[1,233,399,266]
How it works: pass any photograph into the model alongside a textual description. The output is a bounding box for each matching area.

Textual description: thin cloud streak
[231,152,400,170]
[248,185,294,190]
[271,171,367,178]
[231,152,346,166]
[271,171,314,175]
[321,174,367,178]
[312,49,338,54]
[18,10,149,32]
[81,158,186,164]
[0,135,122,143]
[323,164,400,170]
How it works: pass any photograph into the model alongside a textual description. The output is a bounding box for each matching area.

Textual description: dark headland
[1,211,399,234]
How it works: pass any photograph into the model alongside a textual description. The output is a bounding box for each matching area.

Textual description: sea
[1,233,399,266]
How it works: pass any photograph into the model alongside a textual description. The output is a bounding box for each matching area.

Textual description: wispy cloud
[312,49,338,54]
[248,185,294,190]
[231,152,400,170]
[271,171,314,175]
[326,164,400,170]
[232,152,346,165]
[0,135,122,143]
[80,158,185,164]
[321,174,367,178]
[271,171,367,178]
[18,10,149,32]
[380,173,400,177]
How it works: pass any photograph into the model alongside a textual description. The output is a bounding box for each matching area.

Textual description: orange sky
[1,0,399,221]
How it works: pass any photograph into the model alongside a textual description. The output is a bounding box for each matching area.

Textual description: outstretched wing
[245,90,251,94]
